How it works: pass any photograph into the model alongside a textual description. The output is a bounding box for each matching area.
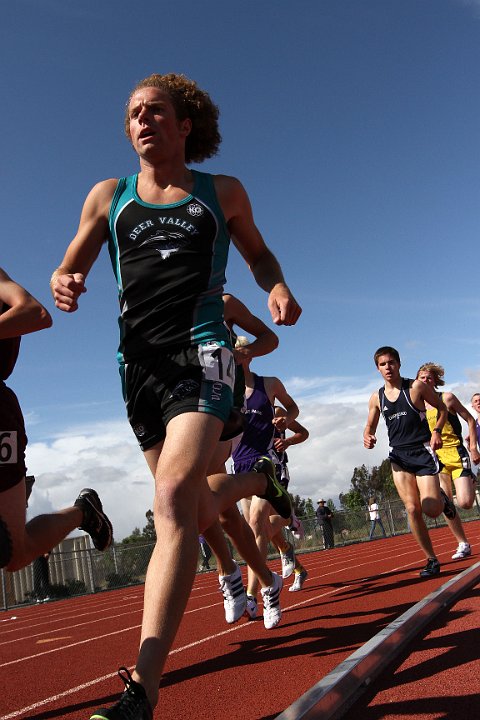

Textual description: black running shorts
[389,442,441,477]
[121,342,234,451]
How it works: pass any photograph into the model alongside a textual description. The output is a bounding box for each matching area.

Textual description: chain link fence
[2,496,479,610]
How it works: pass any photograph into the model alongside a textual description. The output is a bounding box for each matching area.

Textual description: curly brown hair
[124,73,221,164]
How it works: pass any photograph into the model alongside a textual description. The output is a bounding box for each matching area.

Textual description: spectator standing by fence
[368,497,387,540]
[33,551,51,602]
[316,499,334,549]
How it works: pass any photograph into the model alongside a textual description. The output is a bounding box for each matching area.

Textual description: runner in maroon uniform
[0,267,112,572]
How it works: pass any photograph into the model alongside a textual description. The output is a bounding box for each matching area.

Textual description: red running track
[341,568,480,719]
[1,521,479,720]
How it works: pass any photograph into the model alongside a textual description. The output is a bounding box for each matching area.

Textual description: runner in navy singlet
[0,268,112,571]
[51,73,301,720]
[364,346,456,579]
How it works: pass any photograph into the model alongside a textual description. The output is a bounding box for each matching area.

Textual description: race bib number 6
[0,431,18,464]
[198,342,235,391]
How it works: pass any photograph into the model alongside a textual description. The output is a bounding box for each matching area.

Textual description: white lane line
[0,584,349,718]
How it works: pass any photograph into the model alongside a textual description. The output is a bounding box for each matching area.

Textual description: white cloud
[26,422,154,542]
[25,372,480,543]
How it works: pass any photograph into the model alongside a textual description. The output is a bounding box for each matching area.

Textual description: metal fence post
[1,569,7,611]
[86,543,96,593]
[385,499,396,536]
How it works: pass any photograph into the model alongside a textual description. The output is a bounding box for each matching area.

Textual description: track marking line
[3,535,477,718]
[0,607,144,646]
[0,583,351,718]
[0,623,142,669]
[0,550,455,663]
[0,599,145,636]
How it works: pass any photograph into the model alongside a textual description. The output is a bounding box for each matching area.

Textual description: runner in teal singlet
[51,73,301,720]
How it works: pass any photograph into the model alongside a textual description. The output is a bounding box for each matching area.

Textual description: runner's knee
[455,479,475,509]
[421,496,442,518]
[404,500,421,519]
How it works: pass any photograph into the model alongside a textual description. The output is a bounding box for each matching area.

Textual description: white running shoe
[280,542,295,579]
[261,572,283,629]
[451,542,471,560]
[219,561,246,624]
[245,594,258,620]
[289,568,308,592]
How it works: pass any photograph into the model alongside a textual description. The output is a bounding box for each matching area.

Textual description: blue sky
[4,0,480,540]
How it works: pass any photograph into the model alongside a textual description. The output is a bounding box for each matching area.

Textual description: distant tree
[339,489,364,511]
[340,460,398,511]
[121,509,157,544]
[291,494,316,518]
[290,496,316,518]
[351,464,371,501]
[304,498,316,518]
[121,527,143,544]
[142,510,156,541]
[371,459,396,499]
[290,494,303,516]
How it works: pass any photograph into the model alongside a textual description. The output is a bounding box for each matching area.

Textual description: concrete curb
[275,560,480,720]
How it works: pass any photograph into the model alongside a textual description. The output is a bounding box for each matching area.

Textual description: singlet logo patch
[139,231,188,260]
[187,203,204,217]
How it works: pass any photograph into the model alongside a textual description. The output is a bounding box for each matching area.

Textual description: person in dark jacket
[316,499,334,549]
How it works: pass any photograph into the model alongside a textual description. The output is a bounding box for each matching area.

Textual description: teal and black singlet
[108,170,231,362]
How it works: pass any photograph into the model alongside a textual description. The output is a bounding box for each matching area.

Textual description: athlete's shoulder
[263,375,283,390]
[212,175,249,217]
[91,178,119,195]
[212,173,242,189]
[85,178,119,212]
[370,390,381,407]
[408,377,424,394]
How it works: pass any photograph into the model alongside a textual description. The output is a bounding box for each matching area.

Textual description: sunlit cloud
[25,372,480,543]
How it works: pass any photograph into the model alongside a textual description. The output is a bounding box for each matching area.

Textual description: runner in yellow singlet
[416,362,479,560]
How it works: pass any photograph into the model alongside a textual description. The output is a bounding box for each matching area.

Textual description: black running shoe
[74,488,113,551]
[90,667,152,720]
[440,488,456,519]
[419,557,440,578]
[254,456,292,519]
